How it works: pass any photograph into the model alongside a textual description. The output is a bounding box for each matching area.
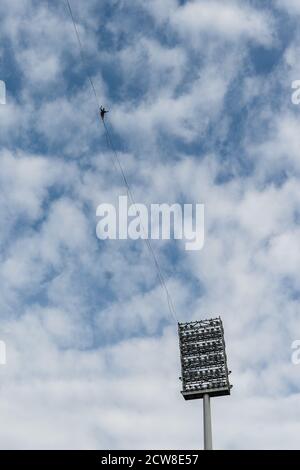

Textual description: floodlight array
[178,317,232,399]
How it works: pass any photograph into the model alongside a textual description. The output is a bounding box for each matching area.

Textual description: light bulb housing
[178,317,232,400]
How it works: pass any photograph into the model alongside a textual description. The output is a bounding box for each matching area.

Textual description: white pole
[203,394,213,450]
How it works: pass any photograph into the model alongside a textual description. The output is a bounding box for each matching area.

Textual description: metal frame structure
[178,317,232,450]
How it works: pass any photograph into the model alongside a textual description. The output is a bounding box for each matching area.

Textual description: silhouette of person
[100,106,108,120]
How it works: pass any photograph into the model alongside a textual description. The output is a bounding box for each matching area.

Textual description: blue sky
[1,0,300,449]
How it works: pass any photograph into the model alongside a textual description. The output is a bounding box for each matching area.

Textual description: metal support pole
[203,394,213,450]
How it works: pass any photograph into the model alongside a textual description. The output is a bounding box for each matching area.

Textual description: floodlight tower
[178,317,232,450]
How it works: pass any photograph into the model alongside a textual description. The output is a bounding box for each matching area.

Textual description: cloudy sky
[0,0,300,450]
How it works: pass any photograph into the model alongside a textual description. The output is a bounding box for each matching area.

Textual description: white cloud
[170,0,275,46]
[276,0,300,15]
[0,150,68,219]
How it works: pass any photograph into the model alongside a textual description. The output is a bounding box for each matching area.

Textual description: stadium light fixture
[178,317,232,450]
